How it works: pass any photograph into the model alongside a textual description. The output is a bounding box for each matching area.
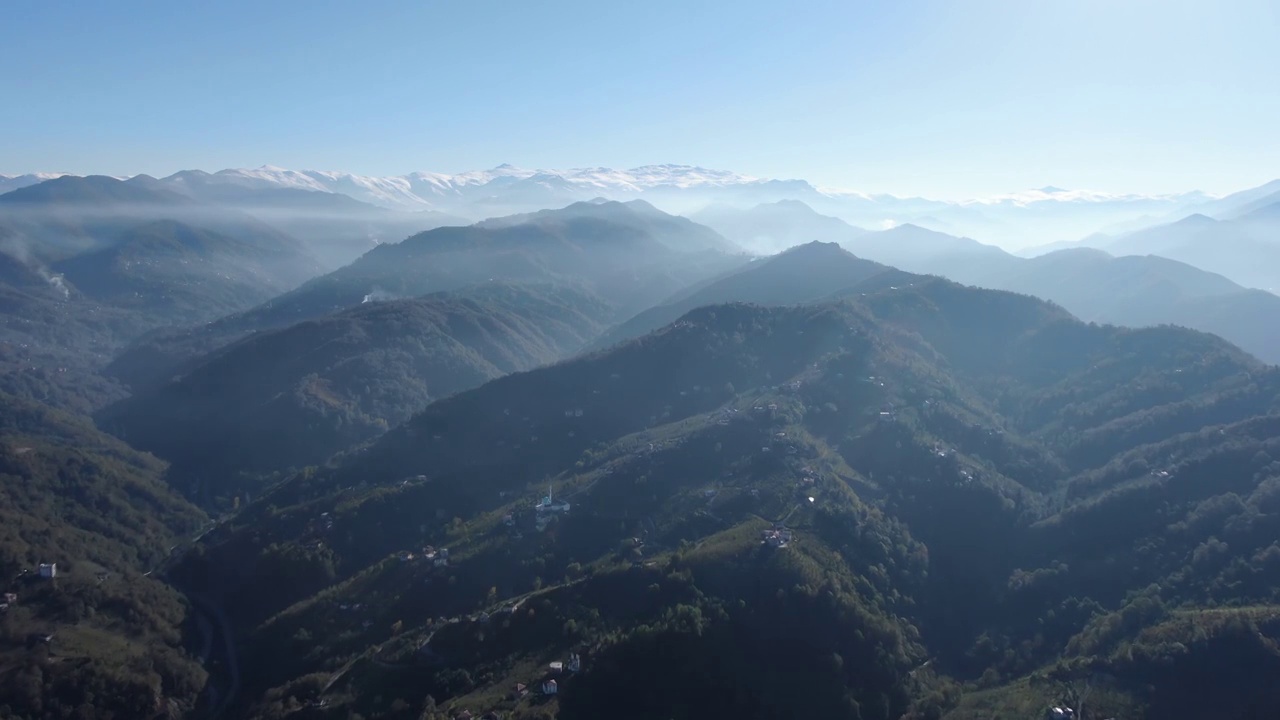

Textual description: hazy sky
[3,0,1277,199]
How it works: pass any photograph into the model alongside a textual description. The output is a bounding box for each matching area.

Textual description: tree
[1033,658,1103,719]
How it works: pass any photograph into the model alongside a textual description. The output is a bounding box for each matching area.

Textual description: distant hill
[479,199,740,253]
[826,225,1280,364]
[0,175,199,260]
[0,173,190,207]
[1182,178,1280,219]
[0,176,340,410]
[53,219,323,326]
[961,247,1280,362]
[99,284,616,496]
[845,223,1021,278]
[594,241,911,348]
[134,171,469,268]
[106,201,750,390]
[0,393,209,718]
[1104,212,1280,292]
[689,199,868,254]
[0,172,69,196]
[169,278,1280,720]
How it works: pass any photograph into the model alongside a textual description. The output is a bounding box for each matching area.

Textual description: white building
[535,485,570,514]
[38,563,56,579]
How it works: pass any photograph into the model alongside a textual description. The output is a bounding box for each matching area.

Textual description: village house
[542,679,558,695]
[398,550,415,562]
[455,710,473,720]
[38,563,56,579]
[763,526,793,549]
[549,661,564,674]
[535,486,570,514]
[511,683,528,699]
[568,652,581,672]
[3,592,16,603]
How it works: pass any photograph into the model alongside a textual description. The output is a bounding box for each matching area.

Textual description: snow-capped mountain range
[0,164,1254,249]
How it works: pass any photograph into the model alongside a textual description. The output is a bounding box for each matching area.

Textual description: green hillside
[166,278,1280,720]
[106,202,748,394]
[99,284,615,502]
[0,393,210,719]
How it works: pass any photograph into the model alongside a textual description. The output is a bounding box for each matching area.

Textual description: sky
[2,0,1278,200]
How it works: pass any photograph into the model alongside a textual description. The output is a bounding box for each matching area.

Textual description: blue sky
[2,0,1277,199]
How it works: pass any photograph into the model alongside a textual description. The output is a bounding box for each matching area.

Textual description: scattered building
[502,513,515,526]
[568,652,582,672]
[512,683,529,699]
[763,526,793,549]
[542,679,558,695]
[535,485,570,514]
[398,550,415,562]
[3,592,16,603]
[38,563,56,579]
[549,661,564,674]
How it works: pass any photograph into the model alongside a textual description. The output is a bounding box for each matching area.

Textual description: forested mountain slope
[0,393,210,719]
[167,278,1280,720]
[106,201,748,393]
[594,241,914,348]
[99,284,615,501]
[0,176,326,414]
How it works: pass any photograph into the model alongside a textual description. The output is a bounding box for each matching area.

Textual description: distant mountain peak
[1037,185,1068,193]
[770,198,816,211]
[1175,213,1218,226]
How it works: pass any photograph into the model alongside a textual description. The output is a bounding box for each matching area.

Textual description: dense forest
[165,279,1280,720]
[98,284,615,501]
[0,392,210,719]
